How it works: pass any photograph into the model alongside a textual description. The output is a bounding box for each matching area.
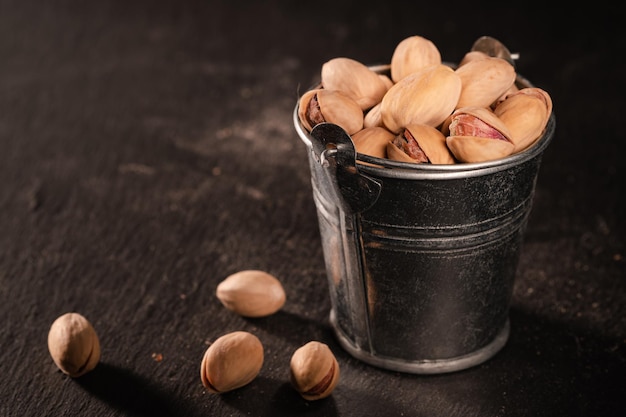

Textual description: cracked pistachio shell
[387,124,455,164]
[216,270,286,318]
[446,106,515,163]
[321,57,389,110]
[47,312,100,378]
[381,64,462,133]
[298,88,363,135]
[201,331,264,394]
[351,126,395,160]
[494,87,552,153]
[454,56,516,109]
[290,341,340,401]
[390,35,442,83]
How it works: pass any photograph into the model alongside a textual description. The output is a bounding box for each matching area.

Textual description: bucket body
[295,81,555,374]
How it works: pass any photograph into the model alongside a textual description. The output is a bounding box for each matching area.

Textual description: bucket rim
[294,103,555,180]
[295,62,555,180]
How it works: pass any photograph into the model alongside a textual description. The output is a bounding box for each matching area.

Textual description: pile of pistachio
[47,270,339,401]
[298,35,553,164]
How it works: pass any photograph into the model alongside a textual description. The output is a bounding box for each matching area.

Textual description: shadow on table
[76,363,197,417]
[219,378,340,417]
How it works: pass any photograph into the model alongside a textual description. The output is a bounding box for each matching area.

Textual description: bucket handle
[310,123,382,213]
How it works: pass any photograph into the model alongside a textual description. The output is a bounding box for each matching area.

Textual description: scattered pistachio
[200,331,264,394]
[216,270,286,318]
[47,312,100,378]
[290,341,340,401]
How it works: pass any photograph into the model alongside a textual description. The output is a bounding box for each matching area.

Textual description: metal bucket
[294,74,555,374]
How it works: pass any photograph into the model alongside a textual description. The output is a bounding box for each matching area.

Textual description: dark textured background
[1,0,624,416]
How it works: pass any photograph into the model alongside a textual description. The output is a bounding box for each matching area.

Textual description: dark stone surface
[1,1,624,416]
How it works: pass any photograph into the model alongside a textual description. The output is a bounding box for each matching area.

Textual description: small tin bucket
[294,70,555,374]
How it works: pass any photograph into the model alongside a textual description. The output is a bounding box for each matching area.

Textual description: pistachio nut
[363,102,384,129]
[387,124,455,164]
[454,56,516,109]
[290,341,340,401]
[446,106,515,163]
[200,331,264,394]
[298,88,363,135]
[351,126,395,160]
[457,50,490,67]
[381,64,462,133]
[47,312,100,378]
[494,87,552,153]
[378,73,394,90]
[390,35,442,83]
[216,270,286,318]
[321,57,389,110]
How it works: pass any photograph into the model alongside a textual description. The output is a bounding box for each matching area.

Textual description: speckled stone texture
[1,1,624,416]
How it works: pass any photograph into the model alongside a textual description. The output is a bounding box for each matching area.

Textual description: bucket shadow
[218,377,339,417]
[76,362,197,417]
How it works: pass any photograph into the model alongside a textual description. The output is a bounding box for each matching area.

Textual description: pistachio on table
[216,270,286,318]
[200,331,264,394]
[47,312,101,378]
[290,341,340,401]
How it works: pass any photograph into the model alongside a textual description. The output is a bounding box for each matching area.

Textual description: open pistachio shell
[390,35,442,83]
[381,64,462,133]
[494,87,552,153]
[351,126,395,159]
[298,88,364,135]
[446,106,515,163]
[321,57,389,110]
[387,124,455,164]
[455,56,516,109]
[290,341,340,401]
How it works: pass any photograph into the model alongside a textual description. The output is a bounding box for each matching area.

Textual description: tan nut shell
[47,312,100,378]
[216,270,286,318]
[290,341,340,401]
[457,50,490,67]
[381,64,462,133]
[363,102,383,128]
[494,87,552,153]
[200,331,264,394]
[321,57,389,110]
[387,124,455,164]
[390,35,442,83]
[351,126,395,159]
[298,88,363,135]
[446,106,515,163]
[454,56,516,109]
